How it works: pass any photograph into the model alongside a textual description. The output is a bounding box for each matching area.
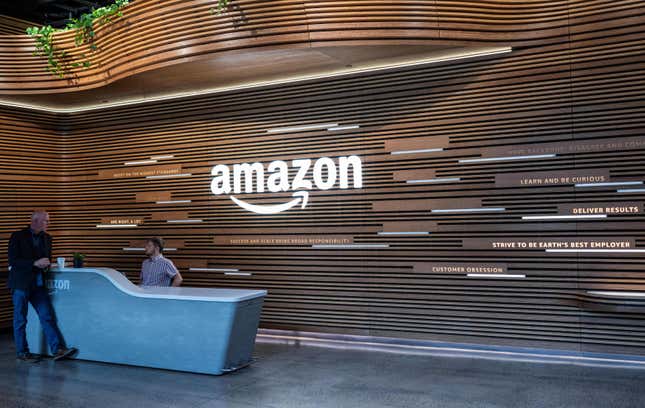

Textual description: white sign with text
[210,155,363,214]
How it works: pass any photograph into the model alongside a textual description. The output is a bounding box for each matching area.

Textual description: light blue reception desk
[26,267,267,375]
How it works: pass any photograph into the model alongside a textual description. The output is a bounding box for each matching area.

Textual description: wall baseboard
[256,329,645,369]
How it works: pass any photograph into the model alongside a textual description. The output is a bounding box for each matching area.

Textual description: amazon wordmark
[210,156,363,194]
[210,156,363,214]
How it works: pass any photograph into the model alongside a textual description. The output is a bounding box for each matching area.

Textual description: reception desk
[26,267,267,375]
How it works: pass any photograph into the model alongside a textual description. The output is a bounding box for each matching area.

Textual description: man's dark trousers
[12,283,61,355]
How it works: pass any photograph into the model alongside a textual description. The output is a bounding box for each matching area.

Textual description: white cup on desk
[56,257,66,269]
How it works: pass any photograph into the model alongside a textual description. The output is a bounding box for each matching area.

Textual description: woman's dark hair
[145,237,165,253]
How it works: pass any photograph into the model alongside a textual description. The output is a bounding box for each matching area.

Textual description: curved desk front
[26,267,267,375]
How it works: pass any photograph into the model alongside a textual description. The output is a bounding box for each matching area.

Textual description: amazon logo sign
[210,156,363,214]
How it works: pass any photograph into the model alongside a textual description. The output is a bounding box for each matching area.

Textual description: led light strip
[224,272,253,276]
[267,123,338,133]
[0,47,512,113]
[124,155,174,166]
[458,154,556,163]
[377,231,430,236]
[390,148,444,155]
[96,224,138,228]
[124,159,157,166]
[327,125,360,131]
[522,215,607,220]
[575,181,643,188]
[156,200,192,204]
[546,249,645,253]
[257,332,645,366]
[431,207,505,213]
[466,274,526,278]
[123,247,177,251]
[617,188,645,193]
[587,291,645,297]
[145,173,191,179]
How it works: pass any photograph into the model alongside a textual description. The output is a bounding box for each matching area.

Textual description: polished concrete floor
[1,333,645,408]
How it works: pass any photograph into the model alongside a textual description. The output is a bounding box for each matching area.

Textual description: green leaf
[26,0,129,77]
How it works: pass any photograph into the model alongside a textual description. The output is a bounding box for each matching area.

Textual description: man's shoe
[53,347,77,361]
[17,352,41,363]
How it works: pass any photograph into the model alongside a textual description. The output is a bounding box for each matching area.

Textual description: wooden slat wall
[0,15,38,36]
[0,0,644,355]
[0,107,62,324]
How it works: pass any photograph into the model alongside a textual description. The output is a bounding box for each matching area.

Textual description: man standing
[139,237,183,287]
[7,210,77,362]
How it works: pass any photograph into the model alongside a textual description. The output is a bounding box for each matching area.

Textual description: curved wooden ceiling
[0,0,573,99]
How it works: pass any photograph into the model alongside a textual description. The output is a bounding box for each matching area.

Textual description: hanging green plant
[28,0,232,78]
[210,0,230,15]
[25,25,64,77]
[26,0,130,78]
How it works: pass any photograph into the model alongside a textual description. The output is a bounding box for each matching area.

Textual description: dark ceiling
[0,0,117,28]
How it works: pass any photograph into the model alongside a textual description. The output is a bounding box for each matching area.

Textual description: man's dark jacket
[7,227,52,290]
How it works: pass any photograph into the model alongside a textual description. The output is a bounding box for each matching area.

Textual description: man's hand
[33,258,50,269]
